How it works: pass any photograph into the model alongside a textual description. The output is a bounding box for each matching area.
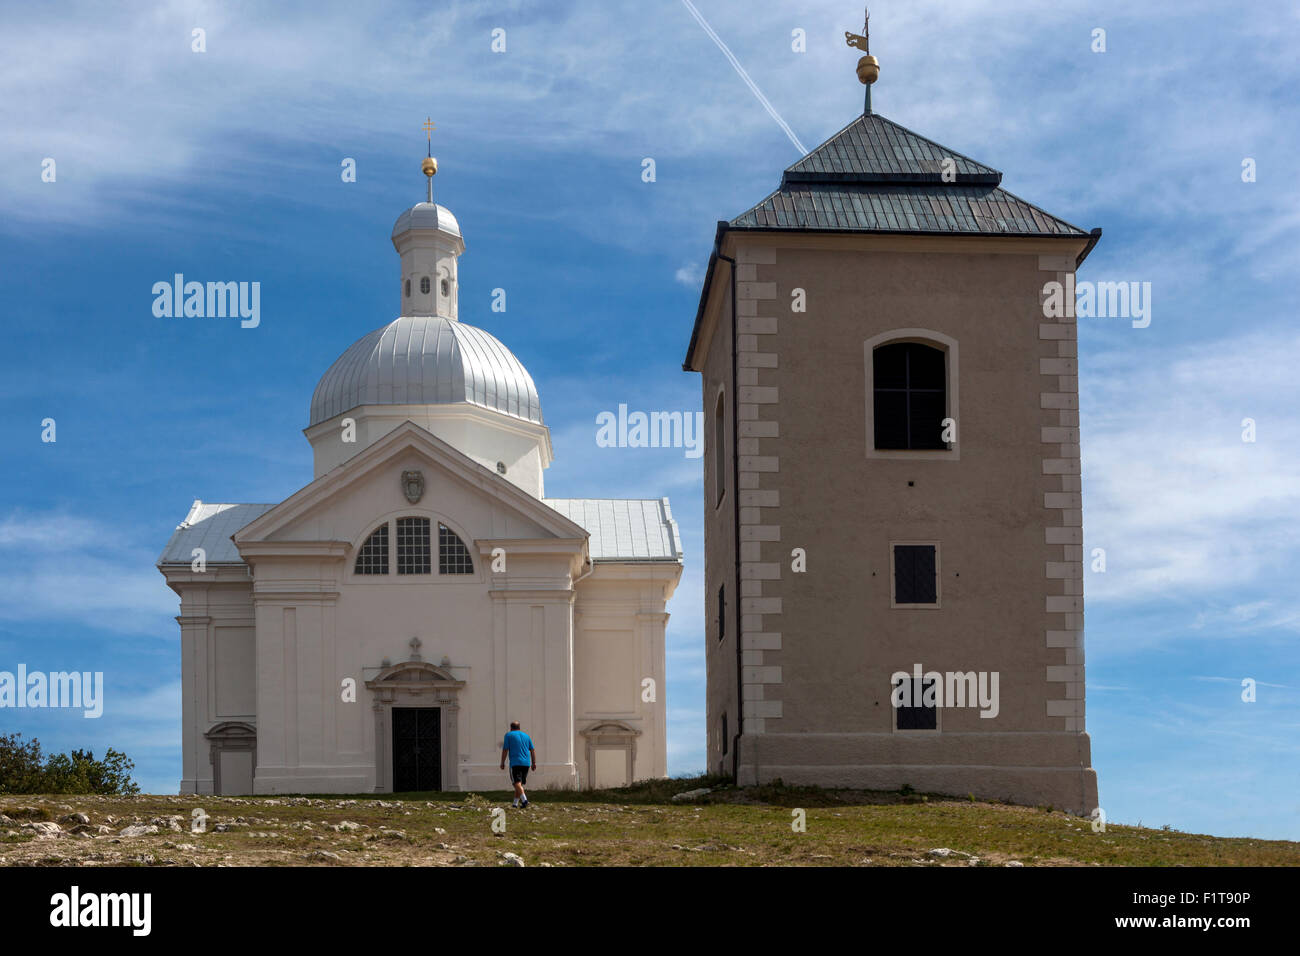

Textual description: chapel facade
[159,155,682,795]
[683,32,1101,813]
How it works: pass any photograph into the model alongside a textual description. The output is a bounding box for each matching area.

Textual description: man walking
[500,720,537,809]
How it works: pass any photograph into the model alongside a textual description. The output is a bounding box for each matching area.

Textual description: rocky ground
[2,781,1296,867]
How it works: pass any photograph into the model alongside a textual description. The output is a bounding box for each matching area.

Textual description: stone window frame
[863,328,960,461]
[889,540,942,609]
[579,720,640,790]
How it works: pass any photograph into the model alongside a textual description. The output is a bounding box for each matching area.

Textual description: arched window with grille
[396,517,431,574]
[438,523,474,574]
[355,523,389,575]
[872,341,948,450]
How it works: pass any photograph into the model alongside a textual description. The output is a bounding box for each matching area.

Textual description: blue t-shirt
[503,730,534,767]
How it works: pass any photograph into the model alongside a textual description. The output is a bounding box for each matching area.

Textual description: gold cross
[422,117,436,139]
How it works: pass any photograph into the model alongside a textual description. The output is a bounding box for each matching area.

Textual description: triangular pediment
[233,421,589,551]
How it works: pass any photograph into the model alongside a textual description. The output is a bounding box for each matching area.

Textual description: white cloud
[0,511,175,634]
[675,262,706,287]
[1081,326,1300,604]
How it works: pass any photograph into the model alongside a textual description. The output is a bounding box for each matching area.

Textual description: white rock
[671,788,712,803]
[23,821,62,836]
[119,824,159,837]
[499,852,525,867]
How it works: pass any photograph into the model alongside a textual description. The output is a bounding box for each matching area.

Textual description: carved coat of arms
[401,470,425,504]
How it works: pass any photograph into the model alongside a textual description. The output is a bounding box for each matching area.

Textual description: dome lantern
[393,119,463,320]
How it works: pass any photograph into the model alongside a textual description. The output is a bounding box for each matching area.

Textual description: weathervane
[421,117,438,203]
[845,6,880,114]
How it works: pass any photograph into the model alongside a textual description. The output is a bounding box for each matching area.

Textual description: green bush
[0,733,139,795]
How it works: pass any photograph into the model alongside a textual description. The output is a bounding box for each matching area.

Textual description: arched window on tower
[713,391,726,507]
[438,523,474,574]
[355,523,389,574]
[440,277,449,297]
[420,276,431,295]
[404,279,411,298]
[872,342,948,450]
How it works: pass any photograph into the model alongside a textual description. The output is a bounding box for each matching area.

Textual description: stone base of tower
[735,732,1099,816]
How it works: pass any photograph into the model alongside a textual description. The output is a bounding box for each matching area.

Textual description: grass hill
[3,776,1296,867]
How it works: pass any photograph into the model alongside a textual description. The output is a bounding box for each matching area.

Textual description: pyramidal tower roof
[784,112,1001,184]
[732,111,1088,237]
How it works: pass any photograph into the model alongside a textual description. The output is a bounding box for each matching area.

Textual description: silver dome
[391,202,461,239]
[309,316,543,426]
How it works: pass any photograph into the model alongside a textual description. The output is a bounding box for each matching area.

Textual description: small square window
[894,676,938,731]
[892,544,938,606]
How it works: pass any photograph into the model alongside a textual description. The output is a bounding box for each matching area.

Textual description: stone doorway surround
[205,720,257,795]
[366,657,465,793]
[579,719,640,789]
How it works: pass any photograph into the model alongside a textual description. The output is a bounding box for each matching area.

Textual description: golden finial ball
[422,156,438,177]
[857,54,880,85]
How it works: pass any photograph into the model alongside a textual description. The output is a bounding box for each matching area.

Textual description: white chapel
[158,151,683,795]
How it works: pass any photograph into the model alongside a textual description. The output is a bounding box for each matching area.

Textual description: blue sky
[2,0,1297,840]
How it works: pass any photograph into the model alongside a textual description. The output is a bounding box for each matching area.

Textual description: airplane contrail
[679,0,808,155]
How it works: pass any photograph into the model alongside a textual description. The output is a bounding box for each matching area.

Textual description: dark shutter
[894,544,937,604]
[895,677,938,730]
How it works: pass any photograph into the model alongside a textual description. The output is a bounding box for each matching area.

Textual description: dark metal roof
[733,182,1086,236]
[732,111,1087,238]
[784,112,1001,184]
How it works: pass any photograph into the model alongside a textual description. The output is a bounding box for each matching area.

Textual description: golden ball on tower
[857,54,880,85]
[422,156,438,176]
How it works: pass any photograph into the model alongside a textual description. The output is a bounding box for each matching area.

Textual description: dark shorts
[509,765,529,785]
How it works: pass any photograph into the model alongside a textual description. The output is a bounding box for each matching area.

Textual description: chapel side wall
[169,575,255,795]
[571,569,672,786]
[723,237,1095,811]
